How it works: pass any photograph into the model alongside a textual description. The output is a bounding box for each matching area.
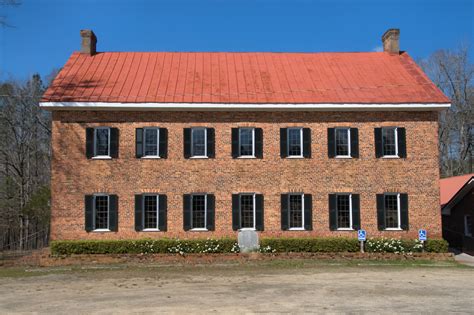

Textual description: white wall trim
[39,102,451,111]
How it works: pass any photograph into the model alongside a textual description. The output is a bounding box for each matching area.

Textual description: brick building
[40,29,450,241]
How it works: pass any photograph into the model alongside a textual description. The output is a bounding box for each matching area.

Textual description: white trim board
[39,102,451,111]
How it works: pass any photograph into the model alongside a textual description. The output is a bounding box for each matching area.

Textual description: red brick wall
[50,110,442,240]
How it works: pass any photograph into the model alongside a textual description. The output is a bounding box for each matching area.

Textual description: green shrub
[424,239,449,253]
[260,237,360,253]
[365,238,448,253]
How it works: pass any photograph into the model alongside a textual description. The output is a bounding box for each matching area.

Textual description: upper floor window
[183,128,215,159]
[239,128,254,157]
[329,193,360,231]
[375,127,406,158]
[288,128,303,157]
[327,128,359,159]
[280,128,311,158]
[232,128,263,158]
[86,127,119,159]
[192,128,207,157]
[136,128,167,159]
[85,194,118,232]
[464,215,472,237]
[335,128,350,157]
[377,193,408,231]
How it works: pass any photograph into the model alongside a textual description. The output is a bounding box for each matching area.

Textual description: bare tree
[419,45,474,177]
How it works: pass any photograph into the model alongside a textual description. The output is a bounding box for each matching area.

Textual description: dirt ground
[0,260,473,314]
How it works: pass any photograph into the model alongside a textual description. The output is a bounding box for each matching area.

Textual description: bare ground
[0,260,473,314]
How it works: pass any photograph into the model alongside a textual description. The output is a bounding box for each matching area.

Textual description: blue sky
[0,0,472,81]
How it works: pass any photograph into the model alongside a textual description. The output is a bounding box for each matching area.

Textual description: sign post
[358,230,366,253]
[418,229,427,253]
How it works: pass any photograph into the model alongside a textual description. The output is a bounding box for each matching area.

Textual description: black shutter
[304,194,313,231]
[255,194,264,231]
[183,194,191,231]
[231,128,239,158]
[136,128,144,158]
[350,128,359,158]
[255,128,263,159]
[400,193,409,230]
[280,128,288,158]
[85,195,94,232]
[109,195,118,232]
[281,194,289,230]
[327,128,335,158]
[86,128,94,159]
[352,194,361,230]
[158,195,167,231]
[159,128,168,158]
[206,194,215,231]
[207,128,215,158]
[375,128,383,158]
[377,194,385,230]
[303,128,311,158]
[134,195,143,231]
[183,128,191,158]
[110,128,119,158]
[397,128,407,158]
[232,194,240,230]
[329,194,337,230]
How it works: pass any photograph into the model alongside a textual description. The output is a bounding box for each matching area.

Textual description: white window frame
[142,127,160,159]
[288,193,305,230]
[465,215,472,237]
[287,128,303,158]
[382,127,399,158]
[190,128,208,158]
[190,194,208,231]
[239,193,256,230]
[142,194,160,231]
[384,193,402,230]
[336,193,353,231]
[92,194,110,232]
[335,128,351,158]
[238,128,255,158]
[93,127,111,159]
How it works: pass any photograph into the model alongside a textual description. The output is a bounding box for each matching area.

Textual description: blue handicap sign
[418,229,427,241]
[357,230,366,241]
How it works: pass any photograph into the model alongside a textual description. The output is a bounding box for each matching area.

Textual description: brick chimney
[382,29,400,54]
[80,29,97,55]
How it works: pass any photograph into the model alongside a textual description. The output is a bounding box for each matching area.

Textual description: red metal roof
[42,51,450,104]
[440,174,474,207]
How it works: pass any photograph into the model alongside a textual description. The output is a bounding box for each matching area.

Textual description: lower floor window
[143,195,159,230]
[289,194,304,229]
[94,195,109,230]
[465,215,472,237]
[336,194,352,229]
[385,194,400,229]
[240,194,255,229]
[192,194,207,229]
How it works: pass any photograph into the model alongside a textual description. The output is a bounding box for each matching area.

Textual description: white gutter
[39,102,451,111]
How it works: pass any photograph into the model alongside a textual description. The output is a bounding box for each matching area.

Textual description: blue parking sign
[358,230,366,241]
[418,229,427,241]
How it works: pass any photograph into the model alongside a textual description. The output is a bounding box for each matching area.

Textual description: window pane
[192,129,206,156]
[288,129,302,156]
[465,216,472,236]
[144,129,158,156]
[335,129,349,156]
[239,129,254,156]
[382,128,397,156]
[144,195,158,229]
[385,195,399,228]
[336,195,351,228]
[94,195,108,229]
[240,195,254,228]
[289,194,303,228]
[192,195,206,229]
[95,129,109,156]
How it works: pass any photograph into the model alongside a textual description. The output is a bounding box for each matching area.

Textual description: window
[144,128,159,157]
[287,128,303,157]
[191,128,207,157]
[465,215,472,237]
[191,194,207,229]
[94,127,110,157]
[335,128,351,157]
[93,195,109,230]
[239,128,255,157]
[289,194,304,229]
[240,194,255,229]
[336,194,352,229]
[384,193,400,229]
[143,195,159,230]
[382,127,398,157]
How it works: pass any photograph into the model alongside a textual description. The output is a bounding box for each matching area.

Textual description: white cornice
[39,102,451,111]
